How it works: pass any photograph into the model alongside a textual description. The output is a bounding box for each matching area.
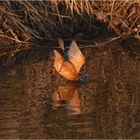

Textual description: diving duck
[53,39,87,82]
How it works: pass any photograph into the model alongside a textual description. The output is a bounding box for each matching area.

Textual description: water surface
[0,41,140,139]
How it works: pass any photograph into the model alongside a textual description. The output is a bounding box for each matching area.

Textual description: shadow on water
[0,39,140,139]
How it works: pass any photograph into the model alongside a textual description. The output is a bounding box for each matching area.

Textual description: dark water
[0,41,140,139]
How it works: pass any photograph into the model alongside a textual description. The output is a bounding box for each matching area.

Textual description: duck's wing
[58,38,64,50]
[67,40,85,73]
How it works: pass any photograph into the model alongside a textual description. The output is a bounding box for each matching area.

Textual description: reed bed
[0,0,139,46]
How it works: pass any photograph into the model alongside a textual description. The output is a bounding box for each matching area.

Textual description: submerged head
[79,72,89,83]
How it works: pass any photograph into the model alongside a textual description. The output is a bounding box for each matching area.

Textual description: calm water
[0,41,140,139]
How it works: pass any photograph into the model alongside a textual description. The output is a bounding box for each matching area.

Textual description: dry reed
[0,0,139,46]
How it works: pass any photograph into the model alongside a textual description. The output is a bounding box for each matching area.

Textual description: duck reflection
[52,83,82,115]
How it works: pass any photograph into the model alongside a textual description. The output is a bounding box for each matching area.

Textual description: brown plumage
[54,39,85,81]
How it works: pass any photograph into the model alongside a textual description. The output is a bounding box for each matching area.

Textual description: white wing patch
[67,40,85,73]
[58,38,64,50]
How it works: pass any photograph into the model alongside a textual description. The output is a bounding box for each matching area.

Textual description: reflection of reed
[0,69,23,139]
[84,41,140,139]
[21,59,53,139]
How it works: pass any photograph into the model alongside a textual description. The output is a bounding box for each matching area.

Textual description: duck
[53,39,87,82]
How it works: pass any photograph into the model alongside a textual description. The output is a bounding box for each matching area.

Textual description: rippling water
[0,41,140,139]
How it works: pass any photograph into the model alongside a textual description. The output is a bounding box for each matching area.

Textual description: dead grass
[0,0,139,46]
